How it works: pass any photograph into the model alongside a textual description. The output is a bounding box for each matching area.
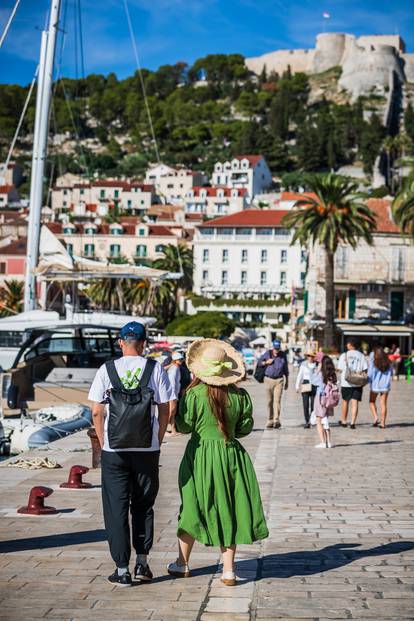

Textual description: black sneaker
[350,424,356,429]
[134,563,153,582]
[107,569,132,587]
[274,421,281,429]
[303,423,311,429]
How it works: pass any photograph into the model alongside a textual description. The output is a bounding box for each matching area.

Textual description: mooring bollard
[18,486,57,515]
[60,464,92,489]
[87,428,101,469]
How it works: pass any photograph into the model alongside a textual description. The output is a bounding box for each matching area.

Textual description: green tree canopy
[166,312,235,339]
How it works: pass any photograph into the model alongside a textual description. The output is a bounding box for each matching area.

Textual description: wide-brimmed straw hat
[186,338,245,386]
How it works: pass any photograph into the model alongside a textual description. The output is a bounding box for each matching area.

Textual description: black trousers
[101,450,160,568]
[301,385,317,423]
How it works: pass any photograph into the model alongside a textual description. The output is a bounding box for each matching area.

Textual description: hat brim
[186,339,245,386]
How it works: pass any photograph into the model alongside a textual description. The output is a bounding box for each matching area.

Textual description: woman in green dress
[167,339,269,586]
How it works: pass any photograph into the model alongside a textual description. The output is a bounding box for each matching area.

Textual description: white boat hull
[4,404,92,452]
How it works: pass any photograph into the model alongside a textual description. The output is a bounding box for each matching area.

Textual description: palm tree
[282,173,376,349]
[84,278,127,312]
[152,244,193,291]
[153,244,194,324]
[392,180,414,240]
[0,280,24,317]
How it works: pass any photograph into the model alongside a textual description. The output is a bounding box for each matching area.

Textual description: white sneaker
[327,441,332,448]
[314,442,327,449]
[167,560,190,578]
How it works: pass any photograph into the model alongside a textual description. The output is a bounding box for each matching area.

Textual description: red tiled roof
[234,155,262,166]
[120,216,140,224]
[148,225,174,236]
[47,222,62,234]
[0,237,27,255]
[281,192,317,202]
[128,183,154,192]
[199,209,290,228]
[0,185,15,193]
[86,204,97,212]
[366,198,400,234]
[92,180,129,189]
[185,213,204,220]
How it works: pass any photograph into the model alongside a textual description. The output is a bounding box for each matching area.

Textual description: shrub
[166,311,235,339]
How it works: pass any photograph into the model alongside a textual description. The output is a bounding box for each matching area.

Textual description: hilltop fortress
[246,33,414,99]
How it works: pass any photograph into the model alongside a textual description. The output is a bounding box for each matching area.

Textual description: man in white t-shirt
[89,321,175,587]
[337,337,368,429]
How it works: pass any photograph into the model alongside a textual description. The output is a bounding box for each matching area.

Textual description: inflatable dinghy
[4,404,92,452]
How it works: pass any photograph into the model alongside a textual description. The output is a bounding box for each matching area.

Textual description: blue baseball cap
[272,339,281,349]
[119,321,146,341]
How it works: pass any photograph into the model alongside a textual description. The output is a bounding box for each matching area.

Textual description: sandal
[372,421,379,427]
[221,570,236,586]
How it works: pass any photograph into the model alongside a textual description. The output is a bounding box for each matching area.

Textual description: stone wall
[246,32,410,100]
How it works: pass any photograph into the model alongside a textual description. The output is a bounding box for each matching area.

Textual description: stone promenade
[0,375,413,620]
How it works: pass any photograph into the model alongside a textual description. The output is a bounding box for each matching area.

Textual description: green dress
[175,383,269,547]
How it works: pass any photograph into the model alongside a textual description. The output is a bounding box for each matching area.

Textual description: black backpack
[254,362,266,383]
[105,358,156,449]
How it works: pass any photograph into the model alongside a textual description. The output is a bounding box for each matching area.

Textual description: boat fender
[7,384,19,410]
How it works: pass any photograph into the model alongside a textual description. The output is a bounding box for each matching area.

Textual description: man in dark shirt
[259,339,289,429]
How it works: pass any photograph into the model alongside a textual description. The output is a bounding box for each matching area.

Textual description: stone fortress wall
[246,33,414,100]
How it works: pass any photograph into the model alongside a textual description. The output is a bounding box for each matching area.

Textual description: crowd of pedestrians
[87,321,408,588]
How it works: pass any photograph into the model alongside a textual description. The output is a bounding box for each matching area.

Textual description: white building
[185,187,248,217]
[145,164,207,204]
[211,155,272,199]
[305,199,414,352]
[191,209,306,325]
[51,180,156,217]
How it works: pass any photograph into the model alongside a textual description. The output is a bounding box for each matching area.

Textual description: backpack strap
[139,358,156,389]
[105,359,124,390]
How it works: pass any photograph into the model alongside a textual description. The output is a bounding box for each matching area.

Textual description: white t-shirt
[88,355,175,452]
[167,364,181,399]
[337,350,368,388]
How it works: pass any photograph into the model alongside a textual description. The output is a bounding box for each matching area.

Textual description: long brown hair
[374,346,391,373]
[186,378,232,442]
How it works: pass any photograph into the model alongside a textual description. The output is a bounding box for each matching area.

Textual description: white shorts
[310,412,330,429]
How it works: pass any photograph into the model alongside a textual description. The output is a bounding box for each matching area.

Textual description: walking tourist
[173,351,192,396]
[337,337,368,429]
[311,352,339,448]
[389,344,402,381]
[89,321,174,587]
[368,346,392,428]
[259,339,289,429]
[163,354,181,434]
[295,350,317,428]
[167,339,269,585]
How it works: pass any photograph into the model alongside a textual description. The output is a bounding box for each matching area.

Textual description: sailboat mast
[24,0,62,312]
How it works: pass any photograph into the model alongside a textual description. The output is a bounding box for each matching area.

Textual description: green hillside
[1,53,412,190]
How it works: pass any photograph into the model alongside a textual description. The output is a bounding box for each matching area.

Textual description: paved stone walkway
[0,375,413,620]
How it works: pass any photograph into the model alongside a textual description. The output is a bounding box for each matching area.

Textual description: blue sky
[1,0,413,85]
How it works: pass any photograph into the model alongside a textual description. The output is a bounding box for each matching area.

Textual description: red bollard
[60,465,92,489]
[18,486,57,515]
